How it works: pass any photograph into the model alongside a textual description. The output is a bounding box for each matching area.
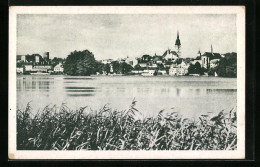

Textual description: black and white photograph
[8,6,245,159]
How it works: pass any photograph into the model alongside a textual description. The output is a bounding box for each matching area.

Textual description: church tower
[175,31,181,57]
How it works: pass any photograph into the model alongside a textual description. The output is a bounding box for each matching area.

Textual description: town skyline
[17,14,237,59]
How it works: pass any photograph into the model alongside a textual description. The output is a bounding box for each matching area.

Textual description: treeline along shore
[17,48,237,77]
[17,100,237,150]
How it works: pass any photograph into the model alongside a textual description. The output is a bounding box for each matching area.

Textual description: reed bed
[17,100,237,150]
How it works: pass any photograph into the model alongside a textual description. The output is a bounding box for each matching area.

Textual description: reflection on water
[17,75,237,117]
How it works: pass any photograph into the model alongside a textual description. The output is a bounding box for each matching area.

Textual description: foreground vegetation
[17,101,237,150]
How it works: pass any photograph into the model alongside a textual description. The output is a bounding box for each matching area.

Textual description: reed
[17,100,237,150]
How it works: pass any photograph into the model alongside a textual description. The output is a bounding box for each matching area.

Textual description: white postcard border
[9,6,245,159]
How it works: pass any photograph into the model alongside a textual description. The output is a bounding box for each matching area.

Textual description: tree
[134,64,142,72]
[119,62,133,74]
[188,62,205,75]
[64,50,96,76]
[111,61,120,74]
[51,57,64,67]
[94,61,104,74]
[103,64,110,75]
[156,63,165,70]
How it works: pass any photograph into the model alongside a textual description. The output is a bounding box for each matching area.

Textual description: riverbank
[17,100,237,150]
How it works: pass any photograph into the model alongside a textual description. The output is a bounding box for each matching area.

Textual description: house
[148,63,157,69]
[141,70,155,76]
[16,67,24,74]
[139,63,147,68]
[21,55,26,62]
[169,67,188,76]
[125,57,138,67]
[153,55,163,64]
[101,59,113,64]
[54,63,64,73]
[178,68,188,76]
[162,49,179,61]
[179,61,189,69]
[169,62,188,76]
[24,64,33,71]
[140,55,152,63]
[169,67,178,76]
[32,65,52,72]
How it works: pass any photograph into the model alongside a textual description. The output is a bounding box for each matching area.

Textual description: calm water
[17,75,237,118]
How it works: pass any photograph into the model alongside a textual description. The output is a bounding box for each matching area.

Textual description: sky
[17,14,237,60]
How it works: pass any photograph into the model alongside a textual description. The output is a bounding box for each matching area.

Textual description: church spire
[175,30,181,48]
[211,44,213,54]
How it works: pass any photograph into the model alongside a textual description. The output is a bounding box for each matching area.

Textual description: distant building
[162,49,179,61]
[35,55,40,63]
[16,67,24,74]
[139,63,147,68]
[169,67,178,76]
[140,55,152,63]
[54,63,64,72]
[201,45,222,69]
[153,54,163,64]
[24,64,33,71]
[169,67,188,76]
[141,70,155,76]
[32,65,52,72]
[21,55,26,62]
[125,57,138,67]
[101,59,113,64]
[169,61,189,76]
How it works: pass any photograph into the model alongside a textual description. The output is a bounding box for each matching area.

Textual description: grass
[17,100,237,150]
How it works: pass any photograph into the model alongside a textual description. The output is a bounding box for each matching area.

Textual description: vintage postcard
[9,6,245,159]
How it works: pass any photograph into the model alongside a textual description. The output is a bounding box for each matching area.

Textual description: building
[140,55,152,63]
[141,70,155,76]
[32,65,52,72]
[125,57,138,67]
[153,55,163,64]
[201,45,222,69]
[169,61,189,76]
[21,55,26,62]
[16,67,24,74]
[169,67,188,76]
[169,67,178,75]
[139,63,148,68]
[201,53,210,69]
[101,59,113,64]
[54,63,64,73]
[35,55,40,63]
[162,49,179,61]
[24,64,33,71]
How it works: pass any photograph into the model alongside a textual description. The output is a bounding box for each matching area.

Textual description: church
[162,31,181,61]
[197,45,222,69]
